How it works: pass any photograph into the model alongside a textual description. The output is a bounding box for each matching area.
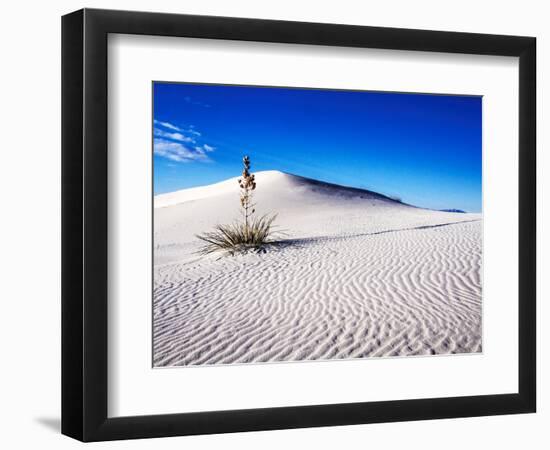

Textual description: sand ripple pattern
[153,220,482,367]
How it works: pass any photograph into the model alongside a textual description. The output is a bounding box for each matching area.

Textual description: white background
[0,1,547,449]
[109,35,518,417]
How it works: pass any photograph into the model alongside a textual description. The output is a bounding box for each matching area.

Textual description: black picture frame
[62,8,536,442]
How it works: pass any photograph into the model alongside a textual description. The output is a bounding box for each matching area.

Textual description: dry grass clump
[196,214,278,255]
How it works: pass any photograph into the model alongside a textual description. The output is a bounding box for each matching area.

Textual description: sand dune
[153,171,482,366]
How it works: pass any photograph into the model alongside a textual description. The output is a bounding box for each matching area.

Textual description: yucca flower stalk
[196,155,280,255]
[239,155,256,238]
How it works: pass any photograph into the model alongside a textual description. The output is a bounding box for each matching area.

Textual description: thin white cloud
[154,127,195,143]
[186,128,202,137]
[154,138,210,162]
[154,120,203,137]
[154,119,182,131]
[154,120,216,163]
[183,96,211,108]
[196,144,215,152]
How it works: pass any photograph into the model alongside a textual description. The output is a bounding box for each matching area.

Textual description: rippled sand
[153,171,482,367]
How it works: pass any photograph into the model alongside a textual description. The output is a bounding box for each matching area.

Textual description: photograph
[152,83,483,367]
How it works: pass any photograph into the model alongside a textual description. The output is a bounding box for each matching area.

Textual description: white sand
[153,171,482,366]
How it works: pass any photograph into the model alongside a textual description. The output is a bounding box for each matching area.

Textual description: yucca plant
[195,214,278,255]
[196,156,279,255]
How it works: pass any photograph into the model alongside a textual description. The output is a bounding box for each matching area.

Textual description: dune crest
[154,170,405,208]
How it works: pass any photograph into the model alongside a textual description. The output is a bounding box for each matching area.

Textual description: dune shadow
[202,218,482,257]
[268,219,482,251]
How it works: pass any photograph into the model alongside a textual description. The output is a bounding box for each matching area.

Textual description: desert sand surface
[153,171,482,367]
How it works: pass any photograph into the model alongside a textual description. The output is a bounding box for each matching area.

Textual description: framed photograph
[62,8,536,442]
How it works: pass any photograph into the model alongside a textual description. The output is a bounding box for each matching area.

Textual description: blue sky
[153,83,482,212]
